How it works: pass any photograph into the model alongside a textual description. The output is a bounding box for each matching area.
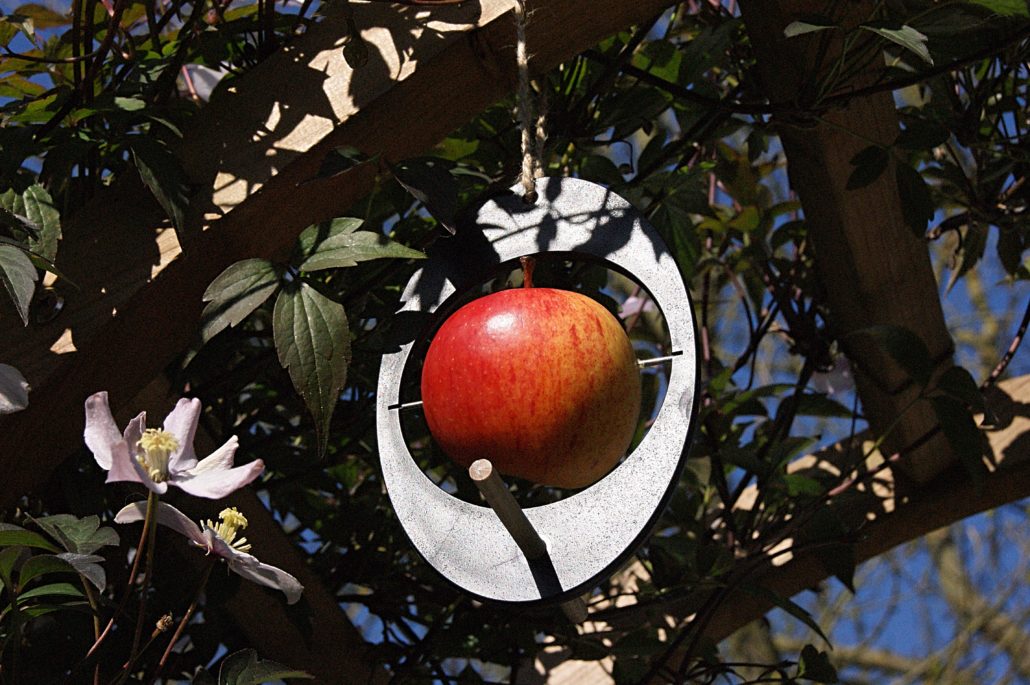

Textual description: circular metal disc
[376,177,699,605]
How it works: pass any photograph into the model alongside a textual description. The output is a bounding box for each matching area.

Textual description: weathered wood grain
[737,0,957,483]
[0,0,681,506]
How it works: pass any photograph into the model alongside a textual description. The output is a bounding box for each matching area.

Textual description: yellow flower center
[136,429,179,483]
[203,507,251,553]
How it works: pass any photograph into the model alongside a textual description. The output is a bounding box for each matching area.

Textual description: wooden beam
[737,0,957,483]
[702,373,1030,642]
[0,0,680,507]
[543,374,1030,684]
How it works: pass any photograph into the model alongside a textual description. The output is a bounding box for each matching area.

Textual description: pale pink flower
[84,391,263,499]
[115,502,303,604]
[811,356,855,397]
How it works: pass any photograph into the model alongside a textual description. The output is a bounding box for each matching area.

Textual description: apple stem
[520,255,535,289]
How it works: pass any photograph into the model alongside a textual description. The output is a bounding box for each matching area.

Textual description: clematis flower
[84,391,264,499]
[115,502,303,604]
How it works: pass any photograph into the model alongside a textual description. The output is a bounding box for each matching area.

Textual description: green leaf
[17,554,75,589]
[131,137,192,240]
[19,184,61,263]
[16,581,83,603]
[946,222,986,294]
[783,473,825,497]
[114,96,146,111]
[0,363,29,414]
[846,145,889,190]
[201,259,280,342]
[273,282,351,457]
[0,545,21,592]
[896,163,934,237]
[860,23,933,65]
[218,648,314,685]
[0,201,60,285]
[569,637,610,661]
[727,206,760,232]
[799,506,856,589]
[0,529,58,552]
[784,19,837,38]
[613,628,666,656]
[194,668,218,685]
[848,324,933,387]
[635,39,684,83]
[297,218,362,259]
[815,542,856,593]
[342,14,369,69]
[58,553,107,592]
[298,219,424,272]
[936,366,985,413]
[0,13,34,45]
[31,514,118,555]
[895,120,949,151]
[768,436,817,469]
[741,583,832,646]
[20,601,89,618]
[12,4,69,29]
[996,227,1023,276]
[963,0,1029,17]
[0,243,37,325]
[309,145,375,183]
[389,158,459,233]
[611,657,649,685]
[579,154,625,187]
[931,396,990,486]
[797,644,839,682]
[0,203,37,239]
[795,392,853,418]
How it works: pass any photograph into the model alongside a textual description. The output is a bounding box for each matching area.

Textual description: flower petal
[84,392,122,470]
[202,529,228,557]
[163,398,201,472]
[185,436,240,475]
[115,502,207,548]
[113,501,147,524]
[228,553,304,604]
[122,412,145,453]
[104,440,144,486]
[174,455,263,499]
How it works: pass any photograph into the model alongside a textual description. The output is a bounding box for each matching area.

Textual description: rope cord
[514,0,544,203]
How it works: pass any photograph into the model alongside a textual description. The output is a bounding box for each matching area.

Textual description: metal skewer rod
[469,459,547,559]
[468,459,588,623]
[637,352,682,368]
[388,400,424,411]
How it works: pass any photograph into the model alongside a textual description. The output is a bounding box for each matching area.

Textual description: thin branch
[584,24,1030,118]
[983,295,1030,388]
[1,46,98,63]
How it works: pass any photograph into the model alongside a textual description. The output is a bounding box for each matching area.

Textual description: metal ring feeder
[376,177,699,605]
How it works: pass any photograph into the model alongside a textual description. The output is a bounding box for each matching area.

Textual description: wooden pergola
[2,1,1027,682]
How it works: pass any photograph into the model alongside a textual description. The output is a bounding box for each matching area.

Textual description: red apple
[420,260,642,488]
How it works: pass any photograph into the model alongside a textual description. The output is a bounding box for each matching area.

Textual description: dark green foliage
[796,644,838,682]
[0,0,1024,681]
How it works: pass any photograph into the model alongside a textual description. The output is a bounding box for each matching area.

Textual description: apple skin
[420,287,641,488]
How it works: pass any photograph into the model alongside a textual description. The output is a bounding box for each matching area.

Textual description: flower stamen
[203,507,252,553]
[137,429,179,483]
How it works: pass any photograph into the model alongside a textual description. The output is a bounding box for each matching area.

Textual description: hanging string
[514,0,544,204]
